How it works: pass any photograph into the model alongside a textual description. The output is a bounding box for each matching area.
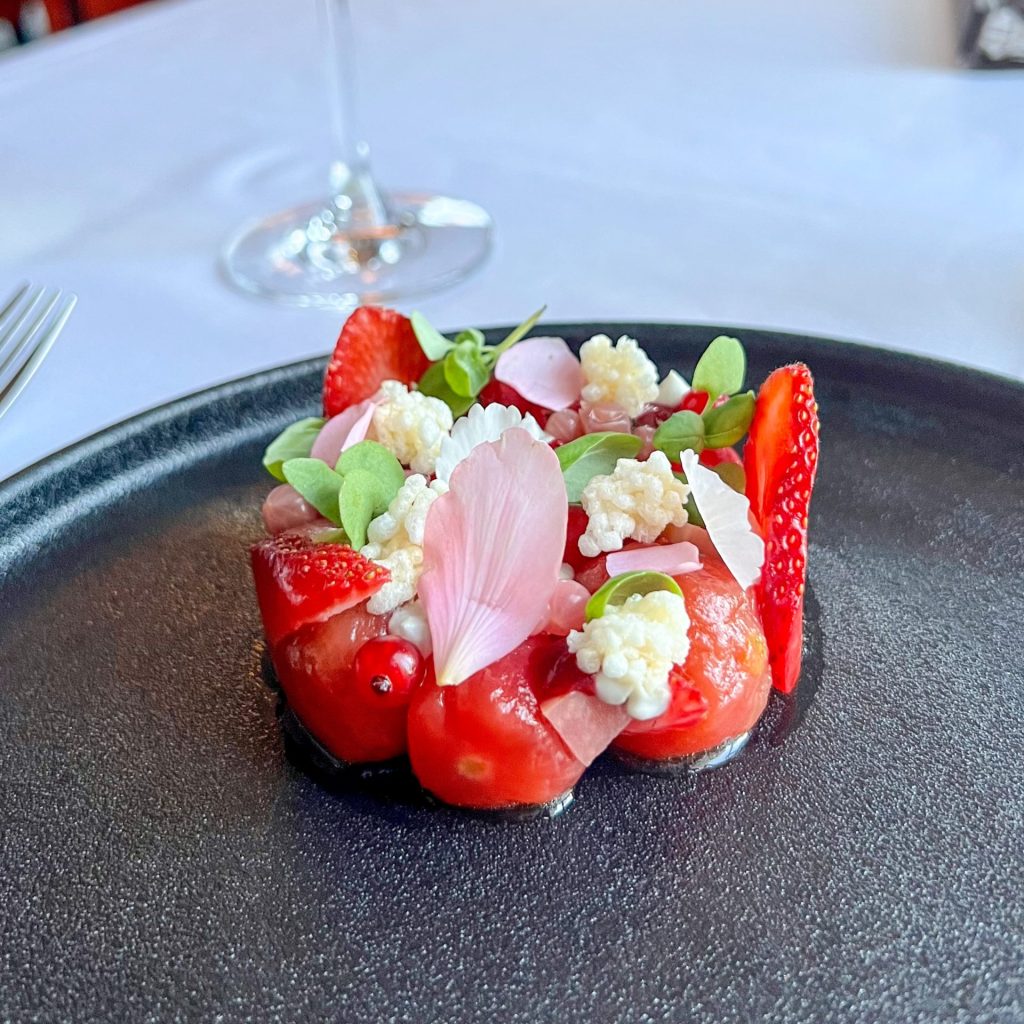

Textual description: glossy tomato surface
[613,553,771,761]
[407,635,587,810]
[270,605,406,764]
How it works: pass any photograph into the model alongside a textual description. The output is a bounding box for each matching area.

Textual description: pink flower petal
[309,400,376,466]
[539,691,630,766]
[419,428,568,687]
[605,541,703,578]
[495,336,583,411]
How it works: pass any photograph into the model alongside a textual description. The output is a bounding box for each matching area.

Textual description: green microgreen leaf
[555,431,643,503]
[684,495,705,527]
[444,342,491,399]
[281,458,344,526]
[262,417,326,482]
[310,527,349,545]
[489,305,547,360]
[335,440,406,506]
[417,359,477,416]
[337,470,379,550]
[711,461,746,494]
[585,571,684,621]
[691,335,746,404]
[332,441,406,549]
[453,328,485,348]
[411,311,455,361]
[702,391,755,449]
[673,470,706,527]
[653,410,705,461]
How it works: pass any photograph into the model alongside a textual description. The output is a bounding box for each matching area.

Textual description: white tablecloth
[1,0,1021,482]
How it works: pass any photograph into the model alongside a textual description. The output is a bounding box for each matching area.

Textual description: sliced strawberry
[743,363,819,693]
[322,306,431,416]
[250,527,389,646]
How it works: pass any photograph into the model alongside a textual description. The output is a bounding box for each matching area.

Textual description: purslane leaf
[585,571,684,621]
[711,461,746,494]
[417,360,476,416]
[556,431,643,503]
[702,391,755,449]
[453,328,485,348]
[411,311,455,361]
[415,305,548,413]
[262,417,326,481]
[444,343,491,398]
[281,458,344,526]
[691,335,745,403]
[310,527,349,545]
[334,441,406,548]
[338,469,379,550]
[653,410,705,461]
[335,440,405,506]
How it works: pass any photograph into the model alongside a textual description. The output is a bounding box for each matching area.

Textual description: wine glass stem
[321,0,390,229]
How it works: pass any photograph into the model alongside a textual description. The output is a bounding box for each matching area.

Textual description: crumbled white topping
[656,369,690,407]
[388,600,432,656]
[578,451,689,558]
[361,474,448,615]
[567,590,690,720]
[434,403,548,484]
[558,562,576,581]
[579,334,659,417]
[370,380,453,475]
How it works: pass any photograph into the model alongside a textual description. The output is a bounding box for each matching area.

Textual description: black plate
[2,324,1022,1023]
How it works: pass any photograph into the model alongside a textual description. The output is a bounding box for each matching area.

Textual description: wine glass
[222,0,492,308]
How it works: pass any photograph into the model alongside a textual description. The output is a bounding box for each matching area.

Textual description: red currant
[352,635,425,709]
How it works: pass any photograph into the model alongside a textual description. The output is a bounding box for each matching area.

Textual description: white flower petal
[679,449,764,590]
[656,370,690,407]
[434,402,548,484]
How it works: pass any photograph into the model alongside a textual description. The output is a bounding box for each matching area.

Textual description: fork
[0,283,77,421]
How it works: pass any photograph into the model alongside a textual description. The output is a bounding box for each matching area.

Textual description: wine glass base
[222,192,492,308]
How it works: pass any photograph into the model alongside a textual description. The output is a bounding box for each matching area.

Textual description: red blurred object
[79,0,146,14]
[2,0,150,39]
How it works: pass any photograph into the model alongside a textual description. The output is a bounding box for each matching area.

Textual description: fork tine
[0,282,31,329]
[0,293,76,421]
[0,286,45,360]
[0,289,61,383]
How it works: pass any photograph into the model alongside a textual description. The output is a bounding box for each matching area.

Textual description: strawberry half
[744,363,819,693]
[250,527,389,645]
[322,306,431,417]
